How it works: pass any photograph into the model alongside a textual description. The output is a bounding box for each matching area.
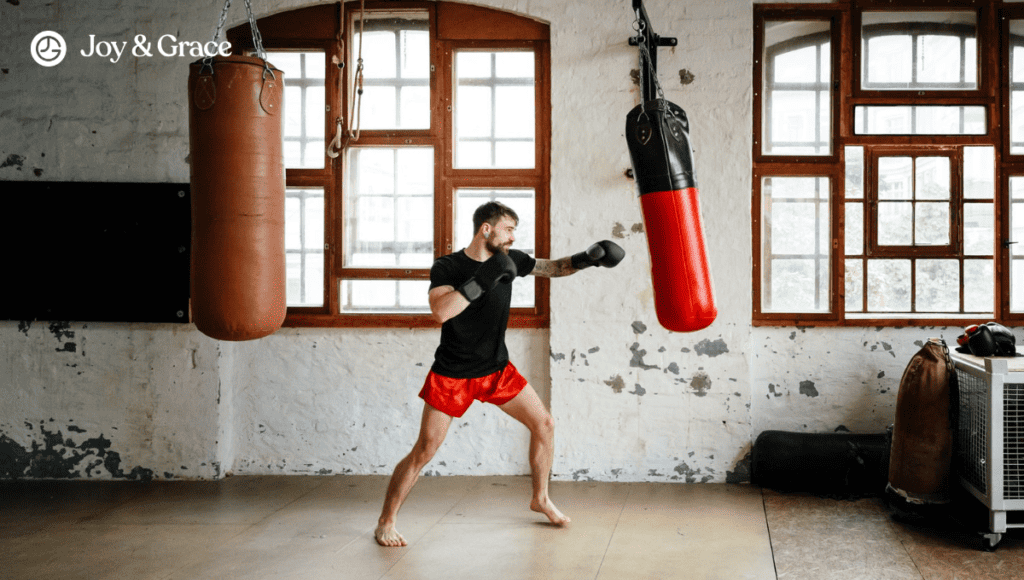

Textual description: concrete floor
[1,475,1022,580]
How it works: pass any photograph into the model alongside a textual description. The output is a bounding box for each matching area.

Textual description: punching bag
[888,338,957,505]
[188,55,286,341]
[626,99,716,332]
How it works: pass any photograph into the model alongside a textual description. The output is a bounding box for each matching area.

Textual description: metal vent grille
[957,369,988,494]
[1005,383,1024,500]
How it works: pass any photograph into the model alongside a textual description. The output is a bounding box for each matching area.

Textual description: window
[229,2,550,327]
[753,0,1016,326]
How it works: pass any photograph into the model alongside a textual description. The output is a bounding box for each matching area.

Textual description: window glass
[285,188,325,306]
[339,280,430,313]
[344,147,434,268]
[861,11,977,90]
[761,176,830,312]
[455,50,536,168]
[1012,21,1024,154]
[267,51,326,169]
[763,20,831,156]
[1011,178,1024,312]
[876,156,950,247]
[352,13,430,130]
[854,106,985,135]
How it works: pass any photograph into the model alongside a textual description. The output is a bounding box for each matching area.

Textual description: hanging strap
[348,0,367,141]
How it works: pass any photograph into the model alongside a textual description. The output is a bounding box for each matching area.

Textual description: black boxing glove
[458,252,517,302]
[571,240,625,270]
[967,324,997,357]
[985,322,1016,356]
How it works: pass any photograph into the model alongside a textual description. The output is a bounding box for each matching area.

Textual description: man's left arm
[530,241,625,278]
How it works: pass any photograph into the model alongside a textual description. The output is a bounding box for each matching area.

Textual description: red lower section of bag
[639,187,717,333]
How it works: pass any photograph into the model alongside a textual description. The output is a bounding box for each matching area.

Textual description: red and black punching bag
[626,99,716,332]
[188,55,287,341]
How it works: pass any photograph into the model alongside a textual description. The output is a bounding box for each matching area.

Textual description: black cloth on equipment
[429,249,536,378]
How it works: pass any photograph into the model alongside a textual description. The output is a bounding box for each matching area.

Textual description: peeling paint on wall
[726,451,752,483]
[694,338,729,357]
[0,424,153,481]
[604,375,625,393]
[629,343,659,370]
[799,380,819,397]
[690,372,711,397]
[1,153,25,170]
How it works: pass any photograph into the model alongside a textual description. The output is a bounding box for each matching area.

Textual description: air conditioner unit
[951,351,1024,549]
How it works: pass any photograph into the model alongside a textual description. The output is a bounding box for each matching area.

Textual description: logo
[31,31,67,67]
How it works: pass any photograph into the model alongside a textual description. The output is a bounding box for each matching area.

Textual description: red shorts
[419,362,528,418]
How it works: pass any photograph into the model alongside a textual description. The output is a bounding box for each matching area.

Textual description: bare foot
[375,522,407,547]
[531,497,571,526]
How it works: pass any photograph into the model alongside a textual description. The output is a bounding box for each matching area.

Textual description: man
[375,201,625,547]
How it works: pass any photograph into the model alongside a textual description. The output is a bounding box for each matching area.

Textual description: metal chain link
[211,0,232,45]
[204,0,275,80]
[632,8,664,109]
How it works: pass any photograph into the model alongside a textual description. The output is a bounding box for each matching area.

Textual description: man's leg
[375,403,453,547]
[498,384,571,525]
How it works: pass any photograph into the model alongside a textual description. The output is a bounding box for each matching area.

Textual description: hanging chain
[204,0,275,80]
[348,0,366,141]
[632,8,664,114]
[211,0,232,45]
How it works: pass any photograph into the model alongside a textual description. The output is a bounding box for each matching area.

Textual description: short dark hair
[472,201,519,235]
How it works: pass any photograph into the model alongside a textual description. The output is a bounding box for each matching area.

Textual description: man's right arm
[429,285,470,324]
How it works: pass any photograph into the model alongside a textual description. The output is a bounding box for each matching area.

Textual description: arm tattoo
[530,257,577,278]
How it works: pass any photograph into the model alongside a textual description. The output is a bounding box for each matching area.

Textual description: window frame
[753,0,1005,327]
[230,1,551,328]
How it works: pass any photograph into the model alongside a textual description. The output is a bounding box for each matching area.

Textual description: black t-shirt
[429,249,536,378]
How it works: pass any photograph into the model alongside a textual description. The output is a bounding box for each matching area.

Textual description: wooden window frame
[230,2,551,328]
[754,0,1006,327]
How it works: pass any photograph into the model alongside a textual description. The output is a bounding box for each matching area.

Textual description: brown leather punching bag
[888,338,956,505]
[188,55,286,341]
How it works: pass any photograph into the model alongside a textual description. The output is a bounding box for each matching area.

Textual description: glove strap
[458,278,484,302]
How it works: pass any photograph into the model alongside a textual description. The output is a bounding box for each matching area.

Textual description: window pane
[845,146,864,199]
[1012,177,1024,312]
[339,279,430,313]
[845,259,864,312]
[845,202,863,255]
[867,259,911,312]
[878,202,912,245]
[861,11,977,90]
[964,147,994,199]
[761,177,830,312]
[915,203,949,245]
[267,51,326,169]
[1011,23,1024,153]
[763,19,831,156]
[344,147,434,268]
[455,188,536,308]
[915,259,959,312]
[879,157,912,200]
[964,260,993,313]
[352,14,430,130]
[456,50,536,169]
[964,203,994,256]
[854,106,985,135]
[285,188,325,307]
[915,157,949,200]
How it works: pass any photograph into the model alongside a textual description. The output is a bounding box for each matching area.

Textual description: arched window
[228,2,551,327]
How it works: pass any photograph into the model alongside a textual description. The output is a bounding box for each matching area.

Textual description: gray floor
[1,475,1022,580]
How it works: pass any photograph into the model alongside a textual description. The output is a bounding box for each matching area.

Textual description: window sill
[753,315,995,328]
[284,311,549,329]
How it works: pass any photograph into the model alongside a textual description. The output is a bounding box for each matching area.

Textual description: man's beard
[485,238,511,255]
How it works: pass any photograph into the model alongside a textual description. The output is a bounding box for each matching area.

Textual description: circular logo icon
[31,31,67,67]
